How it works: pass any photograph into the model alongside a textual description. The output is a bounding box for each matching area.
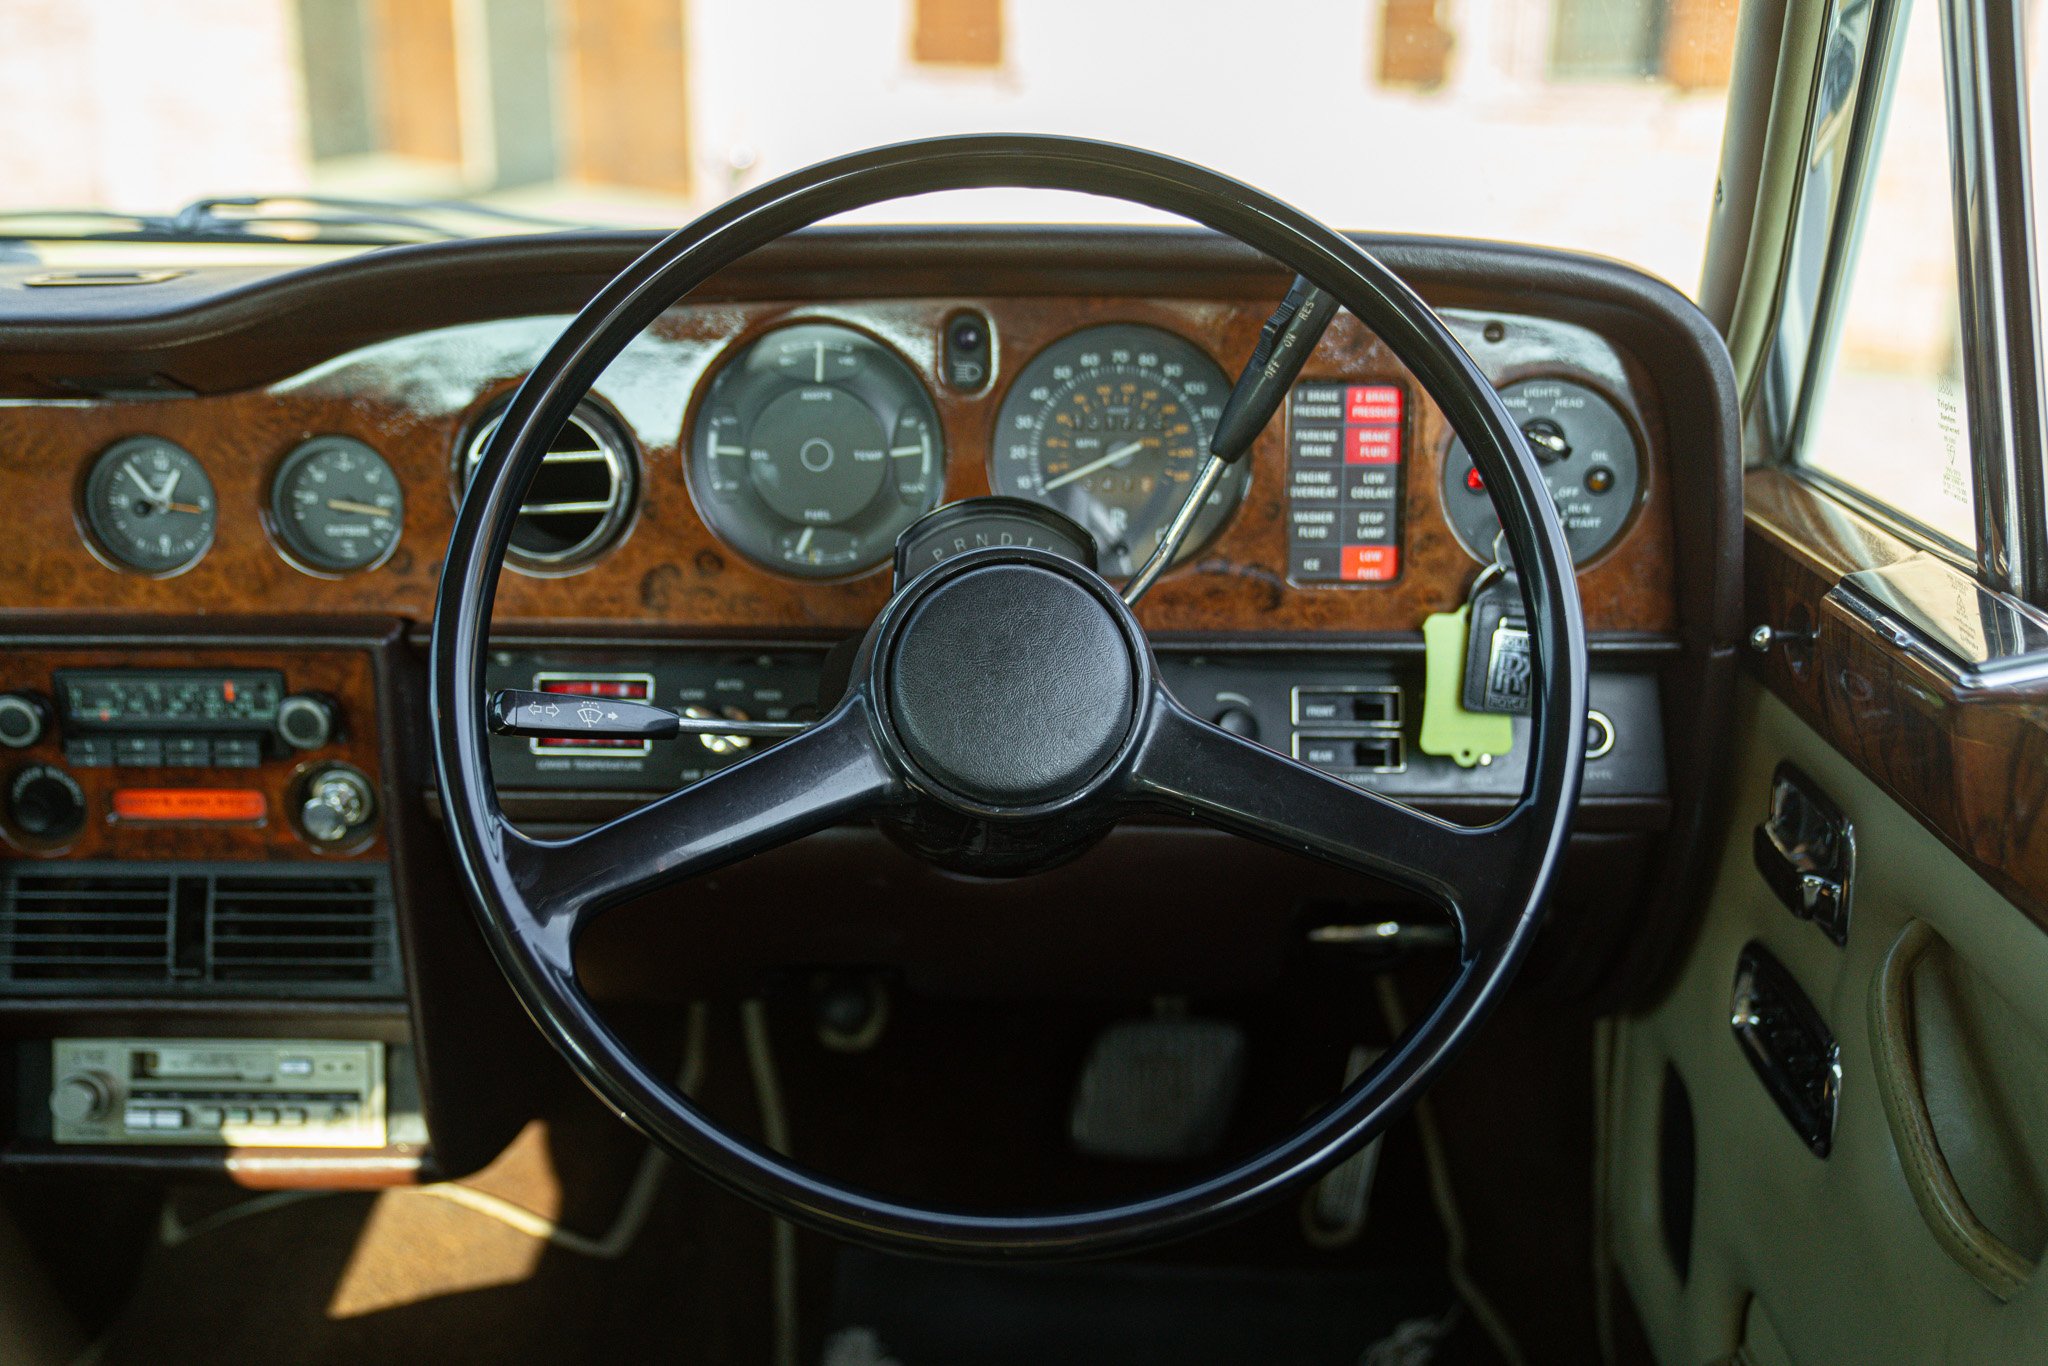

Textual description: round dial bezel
[1440,375,1646,568]
[77,436,218,578]
[266,435,407,576]
[986,323,1246,579]
[684,321,946,581]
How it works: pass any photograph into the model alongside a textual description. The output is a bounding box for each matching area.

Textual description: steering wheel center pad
[884,559,1137,808]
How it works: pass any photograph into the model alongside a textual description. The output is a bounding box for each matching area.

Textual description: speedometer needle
[326,499,392,518]
[1041,440,1148,493]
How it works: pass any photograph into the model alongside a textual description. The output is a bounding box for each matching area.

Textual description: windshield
[2,0,1741,290]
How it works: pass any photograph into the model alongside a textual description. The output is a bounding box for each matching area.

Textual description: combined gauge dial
[689,323,944,578]
[80,436,218,575]
[1442,377,1643,566]
[989,324,1243,579]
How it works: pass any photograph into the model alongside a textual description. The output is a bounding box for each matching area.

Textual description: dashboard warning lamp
[113,789,268,823]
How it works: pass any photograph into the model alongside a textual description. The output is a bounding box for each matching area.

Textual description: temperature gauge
[268,436,405,573]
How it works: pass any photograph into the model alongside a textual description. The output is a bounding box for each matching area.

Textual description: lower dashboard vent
[0,862,400,998]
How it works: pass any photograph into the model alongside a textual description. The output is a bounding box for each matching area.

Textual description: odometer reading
[990,324,1244,579]
[80,436,217,576]
[269,436,404,573]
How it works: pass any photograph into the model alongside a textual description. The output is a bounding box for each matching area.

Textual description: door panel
[1606,677,2048,1363]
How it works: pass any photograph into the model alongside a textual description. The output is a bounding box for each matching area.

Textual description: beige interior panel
[1606,679,2048,1363]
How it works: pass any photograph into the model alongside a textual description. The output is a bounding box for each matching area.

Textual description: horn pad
[886,562,1136,807]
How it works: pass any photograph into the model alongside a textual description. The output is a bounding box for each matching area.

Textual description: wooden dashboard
[0,255,1678,640]
[0,228,1743,1184]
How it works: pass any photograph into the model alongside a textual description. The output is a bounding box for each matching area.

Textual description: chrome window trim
[1944,0,2048,599]
[1760,0,1889,457]
[1763,0,2048,602]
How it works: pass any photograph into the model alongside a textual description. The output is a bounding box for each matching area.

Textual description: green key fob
[1420,605,1514,768]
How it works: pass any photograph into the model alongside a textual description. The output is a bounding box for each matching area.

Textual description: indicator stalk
[488,689,810,742]
[1208,275,1341,466]
[1122,275,1339,605]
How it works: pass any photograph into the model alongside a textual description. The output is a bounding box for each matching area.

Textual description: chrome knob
[298,766,374,844]
[683,705,752,755]
[51,1071,113,1124]
[0,693,48,749]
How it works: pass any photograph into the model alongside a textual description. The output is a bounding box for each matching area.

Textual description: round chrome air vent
[461,401,637,574]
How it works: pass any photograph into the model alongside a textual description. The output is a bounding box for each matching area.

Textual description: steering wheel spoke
[501,697,906,954]
[1125,688,1526,949]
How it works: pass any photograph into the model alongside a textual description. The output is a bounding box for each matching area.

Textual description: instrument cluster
[67,308,1647,591]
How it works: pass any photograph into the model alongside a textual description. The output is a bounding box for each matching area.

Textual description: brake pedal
[1070,1015,1246,1161]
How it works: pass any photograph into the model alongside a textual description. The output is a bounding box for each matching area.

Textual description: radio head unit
[54,669,285,734]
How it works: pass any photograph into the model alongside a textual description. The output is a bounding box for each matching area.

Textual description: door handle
[1754,763,1854,944]
[1869,920,2035,1301]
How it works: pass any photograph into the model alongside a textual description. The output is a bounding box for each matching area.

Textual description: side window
[1800,0,1977,548]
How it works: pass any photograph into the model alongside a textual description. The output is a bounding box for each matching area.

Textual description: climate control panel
[484,647,826,792]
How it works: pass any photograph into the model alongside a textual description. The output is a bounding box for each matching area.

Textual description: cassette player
[48,1038,385,1148]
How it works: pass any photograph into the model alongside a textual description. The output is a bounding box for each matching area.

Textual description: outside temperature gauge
[269,436,405,573]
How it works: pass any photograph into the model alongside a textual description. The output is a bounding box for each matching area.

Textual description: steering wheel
[431,135,1586,1259]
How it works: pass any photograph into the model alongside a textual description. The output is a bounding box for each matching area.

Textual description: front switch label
[1287,383,1405,584]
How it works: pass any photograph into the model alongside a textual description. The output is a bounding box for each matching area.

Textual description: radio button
[50,1072,113,1125]
[212,738,261,768]
[195,1107,225,1128]
[63,738,113,768]
[113,737,164,767]
[252,1107,278,1126]
[281,1107,307,1126]
[276,694,336,751]
[165,738,210,767]
[225,1107,252,1125]
[0,693,48,748]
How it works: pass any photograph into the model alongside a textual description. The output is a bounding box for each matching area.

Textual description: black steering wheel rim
[431,134,1587,1259]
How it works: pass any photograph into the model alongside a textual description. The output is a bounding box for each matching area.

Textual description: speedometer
[989,324,1244,579]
